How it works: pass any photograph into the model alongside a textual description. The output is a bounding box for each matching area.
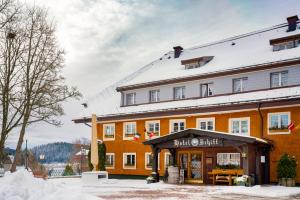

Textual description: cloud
[7,0,300,147]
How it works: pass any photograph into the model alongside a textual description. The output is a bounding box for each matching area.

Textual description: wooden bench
[209,169,243,185]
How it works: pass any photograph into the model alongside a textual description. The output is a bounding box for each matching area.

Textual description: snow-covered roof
[81,86,300,120]
[78,21,300,121]
[119,23,300,88]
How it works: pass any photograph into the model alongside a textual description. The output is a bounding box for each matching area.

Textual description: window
[196,118,215,131]
[229,117,250,135]
[217,153,240,166]
[149,90,160,102]
[105,153,115,169]
[182,56,214,69]
[174,86,185,100]
[123,153,136,169]
[200,83,213,97]
[233,77,248,93]
[273,41,298,51]
[145,152,160,170]
[270,71,288,88]
[103,124,115,141]
[145,121,160,139]
[164,152,172,168]
[170,119,185,133]
[123,122,136,140]
[268,112,290,134]
[126,93,136,105]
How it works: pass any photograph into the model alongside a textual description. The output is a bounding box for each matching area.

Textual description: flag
[148,132,154,138]
[134,133,141,141]
[288,122,295,131]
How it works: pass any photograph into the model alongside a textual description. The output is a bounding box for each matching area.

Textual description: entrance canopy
[143,129,271,184]
[143,128,269,148]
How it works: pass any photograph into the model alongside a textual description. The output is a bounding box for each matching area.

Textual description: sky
[6,0,300,148]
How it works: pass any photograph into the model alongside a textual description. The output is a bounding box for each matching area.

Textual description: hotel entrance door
[178,151,203,183]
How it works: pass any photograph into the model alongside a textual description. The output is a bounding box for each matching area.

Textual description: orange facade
[96,105,300,183]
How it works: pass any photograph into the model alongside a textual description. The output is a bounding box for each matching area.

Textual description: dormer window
[270,34,300,51]
[181,56,214,70]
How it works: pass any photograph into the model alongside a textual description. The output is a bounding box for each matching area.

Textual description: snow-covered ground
[1,170,300,200]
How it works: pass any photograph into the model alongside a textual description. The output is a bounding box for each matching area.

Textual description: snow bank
[213,185,300,198]
[0,170,101,200]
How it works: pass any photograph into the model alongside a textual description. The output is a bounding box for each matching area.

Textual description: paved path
[97,187,300,200]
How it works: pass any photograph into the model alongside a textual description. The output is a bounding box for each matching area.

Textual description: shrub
[277,153,297,179]
[63,164,74,176]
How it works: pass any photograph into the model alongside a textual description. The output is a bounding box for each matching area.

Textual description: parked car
[0,167,5,177]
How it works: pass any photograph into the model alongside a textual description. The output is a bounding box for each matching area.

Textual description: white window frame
[126,93,136,105]
[217,153,241,166]
[196,117,215,131]
[233,77,248,93]
[149,90,160,103]
[123,122,136,140]
[169,119,186,134]
[229,117,250,135]
[174,86,185,100]
[200,83,213,97]
[145,152,160,170]
[267,112,291,135]
[164,152,172,168]
[103,123,115,141]
[123,153,136,169]
[105,153,115,169]
[270,71,288,88]
[145,120,160,139]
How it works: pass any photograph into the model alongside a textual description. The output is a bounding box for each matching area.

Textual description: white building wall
[122,65,300,105]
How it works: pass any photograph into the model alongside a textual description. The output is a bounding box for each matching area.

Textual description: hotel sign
[173,137,223,148]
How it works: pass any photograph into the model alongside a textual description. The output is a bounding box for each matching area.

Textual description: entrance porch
[143,129,271,185]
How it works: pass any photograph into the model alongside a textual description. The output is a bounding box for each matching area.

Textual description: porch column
[91,114,99,171]
[151,145,160,182]
[242,145,249,175]
[169,149,177,166]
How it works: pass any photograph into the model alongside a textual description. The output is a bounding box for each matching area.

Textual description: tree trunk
[10,115,29,172]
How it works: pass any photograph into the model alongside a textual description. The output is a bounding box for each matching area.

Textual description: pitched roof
[76,21,300,121]
[118,23,300,89]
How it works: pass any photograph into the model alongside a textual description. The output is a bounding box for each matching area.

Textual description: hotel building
[74,16,300,184]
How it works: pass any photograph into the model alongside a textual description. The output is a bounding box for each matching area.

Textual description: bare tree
[10,6,81,171]
[0,0,19,29]
[0,0,23,165]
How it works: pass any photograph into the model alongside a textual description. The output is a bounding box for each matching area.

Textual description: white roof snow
[81,22,300,119]
[120,23,300,87]
[86,85,300,118]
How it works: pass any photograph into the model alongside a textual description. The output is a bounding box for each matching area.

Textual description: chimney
[173,46,183,58]
[286,15,299,32]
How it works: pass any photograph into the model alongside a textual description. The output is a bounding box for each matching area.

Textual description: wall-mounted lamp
[242,152,247,158]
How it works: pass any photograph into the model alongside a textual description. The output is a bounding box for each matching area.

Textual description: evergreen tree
[88,145,93,171]
[98,143,106,171]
